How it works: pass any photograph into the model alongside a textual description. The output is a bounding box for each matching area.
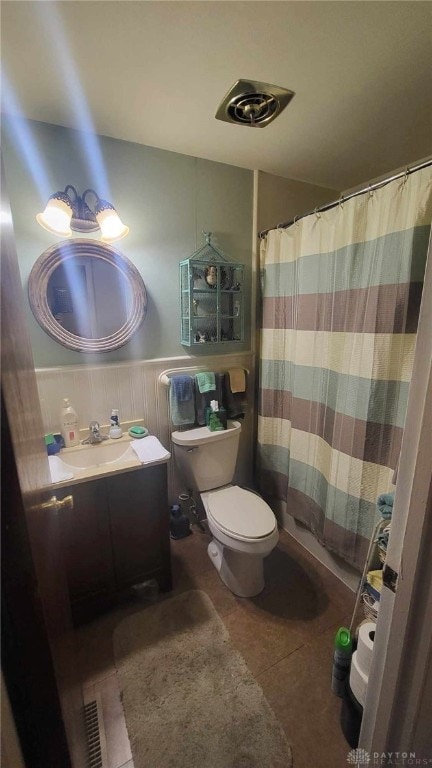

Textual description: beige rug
[113,590,293,768]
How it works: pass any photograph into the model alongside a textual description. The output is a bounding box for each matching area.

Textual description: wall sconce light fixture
[36,185,129,242]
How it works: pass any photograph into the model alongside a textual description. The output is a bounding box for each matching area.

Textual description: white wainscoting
[36,351,255,504]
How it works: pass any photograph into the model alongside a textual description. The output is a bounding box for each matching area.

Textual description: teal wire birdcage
[179,232,244,346]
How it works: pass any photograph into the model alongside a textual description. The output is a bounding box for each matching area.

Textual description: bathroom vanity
[57,453,171,624]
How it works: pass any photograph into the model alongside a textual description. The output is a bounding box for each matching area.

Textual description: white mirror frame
[28,239,147,353]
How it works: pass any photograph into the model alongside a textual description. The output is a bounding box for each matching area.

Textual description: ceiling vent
[215,79,295,127]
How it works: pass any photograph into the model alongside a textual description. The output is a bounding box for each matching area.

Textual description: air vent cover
[215,79,294,127]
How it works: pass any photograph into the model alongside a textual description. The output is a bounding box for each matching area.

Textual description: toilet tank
[171,421,241,492]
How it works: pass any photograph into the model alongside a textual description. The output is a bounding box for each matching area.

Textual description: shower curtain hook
[293,215,300,227]
[314,207,321,219]
[402,168,410,186]
[338,196,345,210]
[368,184,374,198]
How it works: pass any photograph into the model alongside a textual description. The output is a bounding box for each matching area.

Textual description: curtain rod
[258,157,432,239]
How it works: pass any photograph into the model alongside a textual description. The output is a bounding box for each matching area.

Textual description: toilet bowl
[171,421,279,597]
[201,485,279,596]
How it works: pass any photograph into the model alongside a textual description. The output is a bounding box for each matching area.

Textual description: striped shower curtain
[257,167,432,570]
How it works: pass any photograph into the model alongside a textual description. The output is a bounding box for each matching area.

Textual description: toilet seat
[206,485,276,541]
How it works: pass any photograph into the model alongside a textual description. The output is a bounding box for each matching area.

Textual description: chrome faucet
[81,421,108,445]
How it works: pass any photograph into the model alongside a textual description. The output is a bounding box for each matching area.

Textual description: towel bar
[158,367,209,387]
[158,366,250,387]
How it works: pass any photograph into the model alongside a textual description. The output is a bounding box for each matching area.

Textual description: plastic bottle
[331,626,353,697]
[109,408,123,439]
[60,398,80,447]
[169,504,191,540]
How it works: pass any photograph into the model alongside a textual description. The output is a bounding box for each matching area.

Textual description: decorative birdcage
[179,232,244,346]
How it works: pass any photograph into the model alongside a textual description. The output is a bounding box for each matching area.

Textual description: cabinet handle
[35,495,74,514]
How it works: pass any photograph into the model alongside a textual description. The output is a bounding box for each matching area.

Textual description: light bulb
[36,195,72,237]
[95,204,129,242]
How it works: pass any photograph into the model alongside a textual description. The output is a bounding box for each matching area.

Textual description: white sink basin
[59,440,135,470]
[48,433,170,486]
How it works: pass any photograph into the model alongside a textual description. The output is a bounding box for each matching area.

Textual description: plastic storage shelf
[179,233,244,347]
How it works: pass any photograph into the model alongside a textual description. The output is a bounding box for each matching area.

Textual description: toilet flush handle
[186,447,198,453]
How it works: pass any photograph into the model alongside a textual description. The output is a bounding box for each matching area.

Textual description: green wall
[2,118,253,366]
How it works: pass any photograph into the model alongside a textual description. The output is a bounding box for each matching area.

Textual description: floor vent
[84,699,104,768]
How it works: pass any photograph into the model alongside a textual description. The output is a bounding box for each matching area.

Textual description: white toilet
[171,420,279,597]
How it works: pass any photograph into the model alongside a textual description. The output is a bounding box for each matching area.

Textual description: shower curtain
[257,166,432,569]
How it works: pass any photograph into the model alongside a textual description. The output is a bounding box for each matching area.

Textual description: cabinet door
[107,464,170,588]
[60,480,115,601]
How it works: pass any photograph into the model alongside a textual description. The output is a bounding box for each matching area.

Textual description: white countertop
[49,432,170,488]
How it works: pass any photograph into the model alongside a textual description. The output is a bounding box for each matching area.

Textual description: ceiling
[2,1,431,191]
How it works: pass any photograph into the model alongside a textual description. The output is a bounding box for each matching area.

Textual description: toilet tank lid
[171,421,241,446]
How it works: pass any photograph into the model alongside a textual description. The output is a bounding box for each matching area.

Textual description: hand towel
[48,455,74,484]
[169,375,195,426]
[222,373,247,419]
[194,373,224,425]
[377,492,394,519]
[195,371,216,393]
[171,374,194,402]
[227,367,246,394]
[131,436,170,464]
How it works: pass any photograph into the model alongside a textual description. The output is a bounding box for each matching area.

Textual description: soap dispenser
[109,409,123,439]
[60,398,80,447]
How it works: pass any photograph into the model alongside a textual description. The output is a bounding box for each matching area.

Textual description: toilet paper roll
[349,651,368,708]
[357,621,376,677]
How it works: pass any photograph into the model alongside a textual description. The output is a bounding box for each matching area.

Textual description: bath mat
[113,590,293,768]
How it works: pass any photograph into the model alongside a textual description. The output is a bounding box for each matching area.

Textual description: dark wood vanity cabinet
[60,463,172,624]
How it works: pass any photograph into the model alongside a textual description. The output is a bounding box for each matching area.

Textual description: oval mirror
[28,239,147,352]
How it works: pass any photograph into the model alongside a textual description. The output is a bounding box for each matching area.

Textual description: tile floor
[77,526,356,768]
